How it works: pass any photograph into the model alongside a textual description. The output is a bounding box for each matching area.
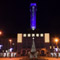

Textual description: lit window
[53,46,55,49]
[44,33,50,43]
[36,34,39,37]
[50,46,52,49]
[32,34,35,37]
[28,34,31,37]
[23,34,26,37]
[17,34,22,43]
[40,33,43,37]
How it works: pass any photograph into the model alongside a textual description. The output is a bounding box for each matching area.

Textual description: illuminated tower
[30,3,37,30]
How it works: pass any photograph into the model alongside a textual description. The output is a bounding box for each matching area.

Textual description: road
[0,56,60,60]
[40,56,60,60]
[0,57,23,60]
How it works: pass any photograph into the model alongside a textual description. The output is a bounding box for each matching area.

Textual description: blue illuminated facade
[30,3,37,30]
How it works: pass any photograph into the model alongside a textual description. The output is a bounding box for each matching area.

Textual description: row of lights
[50,38,60,49]
[50,46,59,49]
[23,33,43,37]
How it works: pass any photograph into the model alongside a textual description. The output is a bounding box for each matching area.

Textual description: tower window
[36,34,39,37]
[23,34,26,37]
[28,34,31,37]
[32,34,35,37]
[40,34,43,37]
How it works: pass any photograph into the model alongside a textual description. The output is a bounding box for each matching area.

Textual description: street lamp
[9,39,12,49]
[54,38,59,58]
[0,31,3,53]
[9,39,12,44]
[0,31,2,35]
[9,39,12,57]
[54,38,59,45]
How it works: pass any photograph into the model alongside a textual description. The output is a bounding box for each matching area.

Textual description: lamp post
[54,38,59,58]
[9,39,12,57]
[0,31,2,53]
[9,39,12,48]
[54,38,59,45]
[0,31,2,35]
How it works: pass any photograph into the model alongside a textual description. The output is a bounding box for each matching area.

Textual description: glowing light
[55,48,59,52]
[32,34,35,37]
[55,38,59,43]
[23,34,26,37]
[9,39,12,43]
[0,31,2,35]
[50,46,52,49]
[30,3,36,6]
[0,45,3,49]
[17,33,22,43]
[30,3,37,30]
[32,26,35,30]
[44,33,50,43]
[40,34,43,37]
[36,34,39,37]
[10,48,13,52]
[28,34,31,37]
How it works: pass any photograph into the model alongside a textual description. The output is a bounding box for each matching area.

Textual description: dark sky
[0,0,60,37]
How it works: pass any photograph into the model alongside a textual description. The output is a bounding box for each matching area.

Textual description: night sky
[0,0,60,37]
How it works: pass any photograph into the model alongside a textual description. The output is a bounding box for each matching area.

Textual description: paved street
[0,57,23,60]
[46,58,60,60]
[0,56,60,60]
[39,56,60,60]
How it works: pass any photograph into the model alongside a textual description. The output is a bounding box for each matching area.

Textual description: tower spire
[31,38,36,52]
[30,3,37,30]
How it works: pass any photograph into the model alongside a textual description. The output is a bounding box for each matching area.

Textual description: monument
[29,38,38,59]
[29,3,38,59]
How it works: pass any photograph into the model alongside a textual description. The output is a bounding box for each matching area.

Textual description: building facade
[17,33,50,55]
